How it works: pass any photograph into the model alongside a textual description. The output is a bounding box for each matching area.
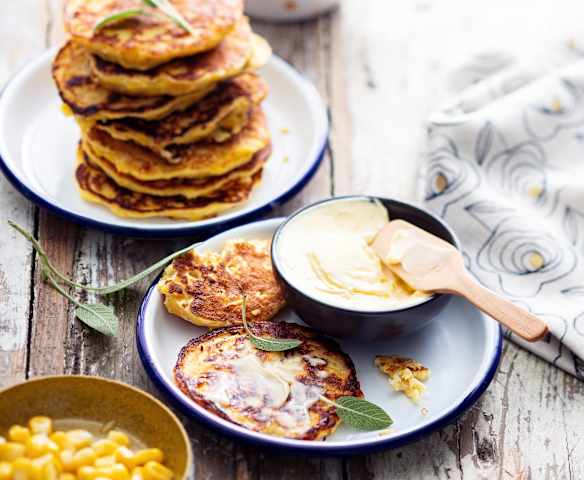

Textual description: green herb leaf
[144,0,196,35]
[9,221,199,295]
[331,396,393,431]
[240,296,302,352]
[75,304,118,336]
[94,8,146,32]
[8,221,199,336]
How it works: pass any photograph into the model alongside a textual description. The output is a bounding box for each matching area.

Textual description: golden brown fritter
[375,356,430,403]
[174,323,363,440]
[64,0,243,70]
[89,18,269,97]
[158,239,284,328]
[53,42,212,121]
[90,74,268,161]
[75,146,261,220]
[84,107,270,179]
[82,141,270,198]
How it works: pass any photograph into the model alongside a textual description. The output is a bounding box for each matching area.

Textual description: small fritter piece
[53,42,213,121]
[375,356,430,403]
[174,323,363,440]
[90,75,268,162]
[64,0,243,70]
[158,239,284,327]
[84,107,270,179]
[90,19,269,97]
[76,147,261,220]
[82,141,270,198]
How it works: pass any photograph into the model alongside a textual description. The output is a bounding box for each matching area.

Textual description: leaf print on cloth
[523,77,584,141]
[424,133,481,217]
[466,204,577,297]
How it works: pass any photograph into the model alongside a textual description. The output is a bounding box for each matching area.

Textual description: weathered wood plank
[0,0,51,388]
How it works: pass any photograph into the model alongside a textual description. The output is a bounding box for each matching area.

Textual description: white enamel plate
[0,48,328,237]
[137,218,502,455]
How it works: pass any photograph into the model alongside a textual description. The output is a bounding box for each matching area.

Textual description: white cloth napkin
[421,41,584,378]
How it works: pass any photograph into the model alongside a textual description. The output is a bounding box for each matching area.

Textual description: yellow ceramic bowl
[0,375,192,478]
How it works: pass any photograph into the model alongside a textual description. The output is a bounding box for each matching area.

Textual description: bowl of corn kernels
[0,375,192,479]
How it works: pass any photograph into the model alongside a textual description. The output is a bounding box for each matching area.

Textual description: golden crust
[375,356,430,381]
[90,74,268,161]
[84,107,270,179]
[64,0,243,70]
[158,239,285,327]
[89,18,258,97]
[52,42,212,121]
[75,146,261,220]
[173,323,363,440]
[82,140,270,198]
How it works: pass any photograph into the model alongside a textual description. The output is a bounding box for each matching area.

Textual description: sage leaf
[249,336,303,352]
[9,220,198,295]
[333,396,393,431]
[75,304,118,337]
[144,0,196,35]
[94,8,145,32]
[241,296,302,352]
[82,242,198,295]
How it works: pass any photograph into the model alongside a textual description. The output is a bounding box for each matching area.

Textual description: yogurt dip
[276,199,429,311]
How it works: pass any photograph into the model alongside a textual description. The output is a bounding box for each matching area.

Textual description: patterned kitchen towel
[421,41,584,378]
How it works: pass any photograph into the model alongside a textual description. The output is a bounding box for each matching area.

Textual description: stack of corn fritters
[53,0,272,220]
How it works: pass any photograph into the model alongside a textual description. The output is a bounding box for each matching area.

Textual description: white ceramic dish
[246,0,339,22]
[0,48,328,238]
[137,218,502,455]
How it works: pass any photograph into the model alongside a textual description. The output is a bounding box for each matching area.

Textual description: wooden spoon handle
[445,274,548,342]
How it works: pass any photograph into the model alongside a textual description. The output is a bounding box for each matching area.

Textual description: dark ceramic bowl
[271,196,461,341]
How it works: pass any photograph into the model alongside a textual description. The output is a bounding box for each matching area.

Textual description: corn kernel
[77,465,97,480]
[12,457,33,480]
[95,454,116,467]
[70,447,97,470]
[29,417,53,436]
[9,425,31,444]
[115,447,136,469]
[64,430,93,450]
[0,441,27,461]
[27,434,59,458]
[95,463,130,480]
[134,449,163,467]
[49,432,68,450]
[59,474,76,480]
[40,461,60,480]
[93,439,118,457]
[107,431,130,447]
[0,437,5,445]
[0,462,13,480]
[58,450,75,472]
[143,461,173,480]
[131,467,145,480]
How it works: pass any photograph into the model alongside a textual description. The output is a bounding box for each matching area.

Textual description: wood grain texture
[0,0,583,478]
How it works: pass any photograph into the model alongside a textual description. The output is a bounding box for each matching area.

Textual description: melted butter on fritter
[174,323,363,440]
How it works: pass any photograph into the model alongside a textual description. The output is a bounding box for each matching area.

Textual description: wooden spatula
[371,219,548,342]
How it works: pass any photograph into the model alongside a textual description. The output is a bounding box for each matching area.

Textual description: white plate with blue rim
[136,217,502,455]
[0,48,328,238]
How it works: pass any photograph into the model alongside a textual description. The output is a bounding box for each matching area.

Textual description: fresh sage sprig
[8,221,198,336]
[240,296,302,352]
[94,0,195,35]
[94,8,146,32]
[320,395,393,431]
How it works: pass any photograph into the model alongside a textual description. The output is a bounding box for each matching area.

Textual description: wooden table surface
[2,1,584,479]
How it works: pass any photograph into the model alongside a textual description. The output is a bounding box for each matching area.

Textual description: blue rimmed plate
[136,218,502,455]
[0,49,328,238]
